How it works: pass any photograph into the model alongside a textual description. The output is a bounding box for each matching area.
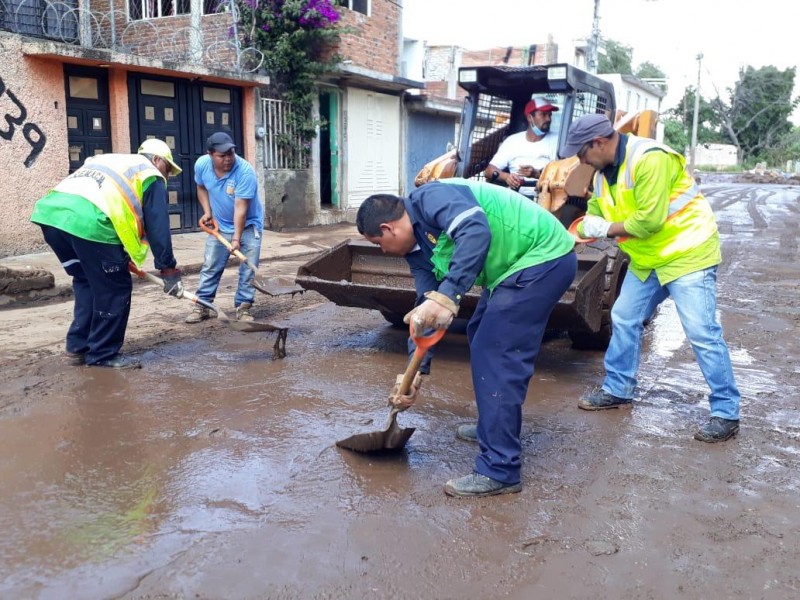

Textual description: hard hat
[137,138,182,176]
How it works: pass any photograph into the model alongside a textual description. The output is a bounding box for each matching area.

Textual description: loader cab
[454,63,616,183]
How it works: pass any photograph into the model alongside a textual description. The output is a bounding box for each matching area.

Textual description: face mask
[530,124,546,136]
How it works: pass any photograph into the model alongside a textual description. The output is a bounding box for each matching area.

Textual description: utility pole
[688,53,703,176]
[587,0,601,73]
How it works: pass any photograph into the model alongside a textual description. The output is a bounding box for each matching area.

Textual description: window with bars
[202,0,229,15]
[128,0,190,20]
[336,0,369,16]
[0,0,78,41]
[261,98,309,170]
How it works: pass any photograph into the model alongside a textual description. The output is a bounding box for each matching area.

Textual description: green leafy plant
[236,0,344,161]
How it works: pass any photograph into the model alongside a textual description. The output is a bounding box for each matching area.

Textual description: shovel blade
[253,276,305,297]
[336,410,415,453]
[226,320,283,333]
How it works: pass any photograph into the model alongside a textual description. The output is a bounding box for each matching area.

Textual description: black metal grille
[0,0,79,42]
[464,94,512,180]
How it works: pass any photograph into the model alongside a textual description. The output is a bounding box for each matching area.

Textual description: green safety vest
[52,154,165,266]
[594,136,717,270]
[428,179,574,292]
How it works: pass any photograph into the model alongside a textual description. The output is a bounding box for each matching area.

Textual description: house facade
[263,0,422,228]
[1,0,273,256]
[1,0,423,255]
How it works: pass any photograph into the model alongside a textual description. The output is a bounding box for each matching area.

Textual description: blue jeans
[603,267,740,420]
[195,225,262,307]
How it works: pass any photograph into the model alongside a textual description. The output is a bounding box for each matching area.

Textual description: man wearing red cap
[484,96,560,192]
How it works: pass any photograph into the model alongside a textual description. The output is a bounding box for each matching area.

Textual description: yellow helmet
[137,138,182,176]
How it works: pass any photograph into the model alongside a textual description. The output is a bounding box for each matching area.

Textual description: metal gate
[128,74,243,232]
[64,66,112,173]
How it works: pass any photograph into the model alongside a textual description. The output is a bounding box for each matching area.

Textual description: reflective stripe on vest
[592,135,717,270]
[53,154,164,265]
[91,162,147,236]
[594,137,700,220]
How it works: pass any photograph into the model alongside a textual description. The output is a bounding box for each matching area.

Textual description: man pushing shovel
[356,178,576,498]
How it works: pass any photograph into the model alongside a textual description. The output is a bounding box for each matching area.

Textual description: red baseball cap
[524,96,559,116]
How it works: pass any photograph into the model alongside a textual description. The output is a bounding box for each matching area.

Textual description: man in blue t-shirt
[187,131,265,323]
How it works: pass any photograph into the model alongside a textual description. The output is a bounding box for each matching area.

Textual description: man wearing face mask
[484,96,560,192]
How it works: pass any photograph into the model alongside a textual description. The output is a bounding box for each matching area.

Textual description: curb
[0,248,326,310]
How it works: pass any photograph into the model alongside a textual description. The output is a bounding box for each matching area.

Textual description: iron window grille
[261,97,309,170]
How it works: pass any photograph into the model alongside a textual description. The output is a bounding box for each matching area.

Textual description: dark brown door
[128,74,243,232]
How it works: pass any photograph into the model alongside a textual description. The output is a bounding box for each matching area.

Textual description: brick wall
[333,2,400,76]
[421,41,559,101]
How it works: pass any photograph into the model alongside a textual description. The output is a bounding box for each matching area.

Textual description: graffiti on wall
[0,76,47,168]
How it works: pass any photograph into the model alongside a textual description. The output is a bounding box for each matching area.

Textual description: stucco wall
[0,33,70,257]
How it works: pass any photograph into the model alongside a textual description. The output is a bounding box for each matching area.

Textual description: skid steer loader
[297,63,658,349]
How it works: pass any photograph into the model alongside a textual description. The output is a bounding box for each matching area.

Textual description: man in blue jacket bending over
[356,178,576,498]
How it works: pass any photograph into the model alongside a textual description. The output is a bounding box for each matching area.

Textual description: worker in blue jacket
[356,178,576,498]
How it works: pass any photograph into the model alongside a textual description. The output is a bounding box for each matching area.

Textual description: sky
[402,0,799,121]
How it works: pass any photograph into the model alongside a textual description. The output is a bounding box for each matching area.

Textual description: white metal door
[345,88,400,209]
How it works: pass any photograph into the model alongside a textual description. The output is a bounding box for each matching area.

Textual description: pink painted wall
[0,34,71,256]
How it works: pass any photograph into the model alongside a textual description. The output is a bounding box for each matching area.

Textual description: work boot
[185,306,210,324]
[456,423,478,443]
[236,302,254,322]
[87,354,142,370]
[578,388,633,411]
[694,417,740,443]
[65,350,85,366]
[444,473,522,498]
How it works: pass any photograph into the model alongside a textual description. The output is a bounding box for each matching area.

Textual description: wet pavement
[0,183,799,599]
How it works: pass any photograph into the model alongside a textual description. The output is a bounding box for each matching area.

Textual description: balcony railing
[0,0,264,73]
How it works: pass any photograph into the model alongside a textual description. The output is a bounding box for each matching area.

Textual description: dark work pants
[468,251,577,484]
[40,225,133,365]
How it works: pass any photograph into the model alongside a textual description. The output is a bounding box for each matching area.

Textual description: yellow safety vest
[593,136,717,270]
[53,154,165,266]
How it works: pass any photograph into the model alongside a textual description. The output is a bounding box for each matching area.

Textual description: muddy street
[0,183,799,599]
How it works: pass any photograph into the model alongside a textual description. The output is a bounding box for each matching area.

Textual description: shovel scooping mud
[336,325,445,453]
[199,218,304,297]
[128,263,289,358]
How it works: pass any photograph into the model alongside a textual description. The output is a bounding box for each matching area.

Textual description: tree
[662,118,688,154]
[710,65,799,162]
[635,61,667,94]
[667,87,724,146]
[597,39,632,75]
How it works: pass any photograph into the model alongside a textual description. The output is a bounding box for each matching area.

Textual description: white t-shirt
[488,130,559,174]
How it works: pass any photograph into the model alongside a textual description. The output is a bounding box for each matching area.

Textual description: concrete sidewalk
[0,223,359,307]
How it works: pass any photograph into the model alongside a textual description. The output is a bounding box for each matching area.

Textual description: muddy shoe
[185,306,210,324]
[578,388,632,411]
[456,423,478,443]
[444,473,522,498]
[65,350,85,366]
[236,302,254,322]
[87,354,142,370]
[694,417,740,443]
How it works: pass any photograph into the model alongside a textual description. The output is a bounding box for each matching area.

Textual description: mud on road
[0,183,799,599]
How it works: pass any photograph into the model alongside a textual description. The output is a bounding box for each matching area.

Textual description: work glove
[403,291,458,337]
[160,268,183,298]
[388,372,423,411]
[579,215,612,238]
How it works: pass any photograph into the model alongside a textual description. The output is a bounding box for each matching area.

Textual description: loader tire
[568,240,629,351]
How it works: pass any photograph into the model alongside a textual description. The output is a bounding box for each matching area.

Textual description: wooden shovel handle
[200,218,251,265]
[398,326,445,395]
